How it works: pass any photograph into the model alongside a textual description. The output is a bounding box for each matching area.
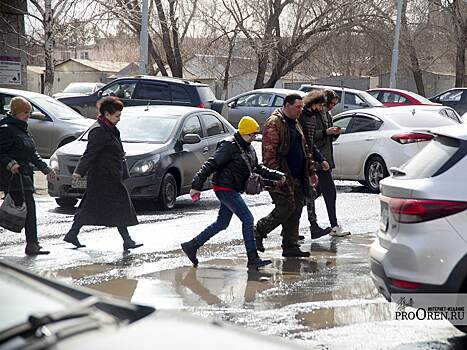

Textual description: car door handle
[365,137,375,141]
[259,111,267,114]
[202,147,209,153]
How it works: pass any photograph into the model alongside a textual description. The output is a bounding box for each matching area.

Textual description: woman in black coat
[0,96,56,255]
[63,97,142,251]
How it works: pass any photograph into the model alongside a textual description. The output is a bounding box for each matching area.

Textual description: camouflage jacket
[262,108,316,199]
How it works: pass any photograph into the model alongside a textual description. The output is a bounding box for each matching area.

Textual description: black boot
[254,227,265,253]
[63,230,86,248]
[25,242,50,256]
[298,235,305,240]
[119,228,143,251]
[247,251,272,268]
[181,239,200,267]
[310,223,332,240]
[282,246,310,258]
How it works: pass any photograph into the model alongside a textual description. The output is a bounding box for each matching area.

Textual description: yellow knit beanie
[238,116,260,135]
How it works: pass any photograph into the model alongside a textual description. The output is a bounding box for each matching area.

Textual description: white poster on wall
[0,56,21,85]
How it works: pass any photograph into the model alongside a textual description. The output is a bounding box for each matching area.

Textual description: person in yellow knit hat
[181,116,286,269]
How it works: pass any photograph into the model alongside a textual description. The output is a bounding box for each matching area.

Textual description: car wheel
[55,197,78,208]
[156,173,177,210]
[364,156,388,193]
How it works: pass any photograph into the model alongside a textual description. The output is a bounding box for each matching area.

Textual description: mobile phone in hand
[191,192,201,202]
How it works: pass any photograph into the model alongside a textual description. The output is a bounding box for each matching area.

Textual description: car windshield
[0,269,72,333]
[63,83,96,93]
[360,91,384,107]
[81,115,179,143]
[32,97,86,120]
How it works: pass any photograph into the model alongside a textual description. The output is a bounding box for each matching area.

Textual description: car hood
[53,92,90,99]
[57,139,168,157]
[60,118,95,128]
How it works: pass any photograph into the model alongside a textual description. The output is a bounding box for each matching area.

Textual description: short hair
[97,96,124,116]
[325,89,339,103]
[303,90,326,108]
[283,93,303,107]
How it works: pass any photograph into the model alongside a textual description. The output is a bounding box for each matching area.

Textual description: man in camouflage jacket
[254,94,317,257]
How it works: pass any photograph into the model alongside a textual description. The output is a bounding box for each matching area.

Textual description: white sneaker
[330,225,351,237]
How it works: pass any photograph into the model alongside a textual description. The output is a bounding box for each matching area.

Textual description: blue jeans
[194,190,256,253]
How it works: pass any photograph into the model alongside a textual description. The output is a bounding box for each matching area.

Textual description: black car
[0,259,301,350]
[56,76,228,119]
[429,88,467,116]
[48,105,235,210]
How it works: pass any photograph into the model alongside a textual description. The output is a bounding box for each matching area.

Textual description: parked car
[298,84,384,115]
[225,88,305,128]
[0,88,94,158]
[0,259,303,349]
[56,76,228,120]
[366,88,438,107]
[429,87,467,116]
[331,105,461,192]
[48,105,235,209]
[369,124,467,334]
[52,82,105,99]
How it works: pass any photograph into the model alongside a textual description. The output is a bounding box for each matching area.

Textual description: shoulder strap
[233,139,253,173]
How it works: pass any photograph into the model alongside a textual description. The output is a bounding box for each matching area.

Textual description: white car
[369,124,467,333]
[331,105,462,192]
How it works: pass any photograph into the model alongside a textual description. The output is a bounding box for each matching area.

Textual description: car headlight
[130,155,161,176]
[49,152,59,173]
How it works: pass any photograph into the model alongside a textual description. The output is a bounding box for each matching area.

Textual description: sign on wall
[0,56,22,85]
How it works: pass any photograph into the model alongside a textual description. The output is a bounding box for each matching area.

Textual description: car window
[439,90,462,102]
[442,109,461,123]
[32,97,84,120]
[63,83,96,94]
[201,113,225,137]
[196,86,216,102]
[0,94,12,115]
[236,93,272,107]
[333,116,352,132]
[102,81,136,99]
[381,92,408,104]
[344,92,366,106]
[133,82,170,101]
[349,116,382,133]
[171,85,192,103]
[181,116,203,138]
[368,91,380,99]
[273,95,284,107]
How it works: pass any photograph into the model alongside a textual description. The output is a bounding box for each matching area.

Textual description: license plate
[71,178,87,189]
[380,202,389,232]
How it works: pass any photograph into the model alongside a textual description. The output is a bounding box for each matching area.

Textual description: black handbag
[0,174,27,233]
[235,140,262,195]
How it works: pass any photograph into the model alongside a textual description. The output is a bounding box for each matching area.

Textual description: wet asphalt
[0,143,466,349]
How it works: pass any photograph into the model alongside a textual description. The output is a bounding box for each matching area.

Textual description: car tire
[55,197,78,208]
[156,173,177,210]
[364,156,388,193]
[358,180,367,186]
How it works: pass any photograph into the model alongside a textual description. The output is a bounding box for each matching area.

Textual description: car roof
[367,88,434,102]
[115,75,208,87]
[121,105,210,117]
[253,88,305,95]
[301,84,365,94]
[431,125,467,141]
[0,87,49,99]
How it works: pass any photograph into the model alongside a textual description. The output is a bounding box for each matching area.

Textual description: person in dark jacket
[314,89,350,237]
[181,116,285,268]
[0,96,56,255]
[63,97,143,251]
[299,90,333,239]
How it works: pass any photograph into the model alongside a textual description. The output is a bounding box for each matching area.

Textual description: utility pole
[139,0,149,74]
[389,0,403,88]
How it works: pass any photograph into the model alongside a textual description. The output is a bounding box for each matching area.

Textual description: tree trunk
[43,0,54,95]
[454,28,466,87]
[222,35,237,99]
[254,54,268,89]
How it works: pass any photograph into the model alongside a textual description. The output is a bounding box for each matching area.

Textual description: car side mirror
[30,111,48,121]
[228,101,236,109]
[97,90,103,98]
[182,134,201,144]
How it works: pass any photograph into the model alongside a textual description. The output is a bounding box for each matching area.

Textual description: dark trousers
[255,178,305,248]
[68,220,132,240]
[307,169,337,227]
[195,190,256,253]
[9,190,37,244]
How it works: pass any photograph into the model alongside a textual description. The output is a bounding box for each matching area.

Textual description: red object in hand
[191,192,201,202]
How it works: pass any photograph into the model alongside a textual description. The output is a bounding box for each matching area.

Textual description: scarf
[97,114,115,129]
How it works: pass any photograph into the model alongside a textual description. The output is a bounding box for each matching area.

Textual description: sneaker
[329,225,351,237]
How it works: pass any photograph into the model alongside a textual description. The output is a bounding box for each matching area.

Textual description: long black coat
[74,120,138,227]
[0,115,50,192]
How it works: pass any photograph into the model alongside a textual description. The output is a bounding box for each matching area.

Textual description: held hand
[190,188,201,197]
[72,173,81,182]
[10,164,20,174]
[321,161,330,171]
[46,169,57,181]
[279,176,287,185]
[310,174,318,188]
[326,127,335,135]
[190,188,201,202]
[333,127,342,135]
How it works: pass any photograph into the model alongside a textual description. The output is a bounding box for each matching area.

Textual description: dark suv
[56,76,228,119]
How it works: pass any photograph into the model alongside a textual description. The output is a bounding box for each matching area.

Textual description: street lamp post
[139,0,149,74]
[389,0,403,88]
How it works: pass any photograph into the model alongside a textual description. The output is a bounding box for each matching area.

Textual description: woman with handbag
[0,96,56,255]
[181,116,286,268]
[63,97,142,251]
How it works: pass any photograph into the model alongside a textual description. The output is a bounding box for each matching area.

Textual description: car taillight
[390,278,421,289]
[388,198,467,223]
[196,103,205,108]
[391,132,433,144]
